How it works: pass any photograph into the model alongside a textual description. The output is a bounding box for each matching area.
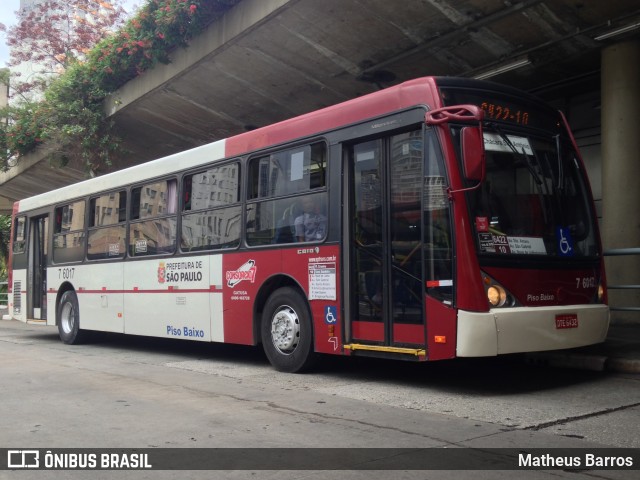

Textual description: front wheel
[261,287,316,373]
[57,290,87,344]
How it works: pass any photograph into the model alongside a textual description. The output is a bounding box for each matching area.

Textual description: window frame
[180,160,242,253]
[12,215,27,255]
[128,177,179,258]
[52,199,87,264]
[86,189,128,261]
[245,140,329,246]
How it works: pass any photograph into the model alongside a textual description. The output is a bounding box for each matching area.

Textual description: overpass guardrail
[0,281,8,319]
[604,248,640,313]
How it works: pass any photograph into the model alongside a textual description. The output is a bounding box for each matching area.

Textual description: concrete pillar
[601,40,640,323]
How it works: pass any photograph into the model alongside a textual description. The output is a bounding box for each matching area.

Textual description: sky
[0,0,141,67]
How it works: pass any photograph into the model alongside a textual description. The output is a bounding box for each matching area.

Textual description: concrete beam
[0,143,87,212]
[0,196,13,214]
[104,0,294,116]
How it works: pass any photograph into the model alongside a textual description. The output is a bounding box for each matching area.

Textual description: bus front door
[28,215,49,321]
[347,130,426,350]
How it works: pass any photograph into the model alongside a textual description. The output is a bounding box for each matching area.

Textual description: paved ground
[0,319,638,480]
[525,322,640,373]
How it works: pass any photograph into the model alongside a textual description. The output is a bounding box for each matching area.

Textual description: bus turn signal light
[434,336,446,343]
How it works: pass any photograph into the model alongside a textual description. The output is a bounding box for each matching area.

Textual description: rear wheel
[57,290,87,344]
[261,287,316,373]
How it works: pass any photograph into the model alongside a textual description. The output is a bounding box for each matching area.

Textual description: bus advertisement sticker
[478,233,495,253]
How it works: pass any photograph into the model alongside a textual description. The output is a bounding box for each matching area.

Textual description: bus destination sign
[438,86,559,130]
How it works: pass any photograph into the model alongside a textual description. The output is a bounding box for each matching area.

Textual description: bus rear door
[27,215,49,321]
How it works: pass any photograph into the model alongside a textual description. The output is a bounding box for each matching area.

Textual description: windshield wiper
[489,122,543,185]
[555,134,564,190]
[488,122,549,225]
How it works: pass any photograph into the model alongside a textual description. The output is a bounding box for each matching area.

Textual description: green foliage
[1,0,240,173]
[0,215,10,285]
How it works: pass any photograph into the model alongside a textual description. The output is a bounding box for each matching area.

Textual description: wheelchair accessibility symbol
[556,227,574,257]
[325,306,338,324]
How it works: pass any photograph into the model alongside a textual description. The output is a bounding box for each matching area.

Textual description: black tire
[261,287,316,373]
[57,290,86,344]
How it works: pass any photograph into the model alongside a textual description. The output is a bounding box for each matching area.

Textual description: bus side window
[12,216,26,254]
[180,163,241,252]
[87,191,126,260]
[246,142,327,245]
[53,200,86,264]
[129,179,177,257]
[424,130,453,301]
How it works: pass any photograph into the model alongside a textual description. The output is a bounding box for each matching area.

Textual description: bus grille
[13,281,21,314]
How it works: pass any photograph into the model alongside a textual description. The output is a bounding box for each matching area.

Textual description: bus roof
[16,76,445,213]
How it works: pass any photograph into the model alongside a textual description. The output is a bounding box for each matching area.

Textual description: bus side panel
[222,252,273,346]
[10,269,27,322]
[221,245,343,353]
[281,245,342,356]
[425,295,457,360]
[209,255,224,343]
[48,263,125,332]
[123,256,212,341]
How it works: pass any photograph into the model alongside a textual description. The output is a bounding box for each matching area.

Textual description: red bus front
[428,79,609,358]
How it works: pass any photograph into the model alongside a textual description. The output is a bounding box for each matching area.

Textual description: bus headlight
[487,285,507,307]
[482,273,516,308]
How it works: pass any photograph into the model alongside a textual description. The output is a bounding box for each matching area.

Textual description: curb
[606,357,640,374]
[524,352,640,374]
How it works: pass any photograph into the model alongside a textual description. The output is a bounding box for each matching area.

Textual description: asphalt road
[1,319,638,479]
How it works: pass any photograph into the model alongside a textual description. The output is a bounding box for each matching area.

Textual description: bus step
[344,344,426,360]
[26,319,47,325]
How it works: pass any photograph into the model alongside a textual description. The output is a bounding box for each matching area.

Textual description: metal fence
[0,281,7,315]
[604,248,640,313]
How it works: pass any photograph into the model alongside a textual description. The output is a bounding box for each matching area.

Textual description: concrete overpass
[1,0,639,318]
[1,0,638,206]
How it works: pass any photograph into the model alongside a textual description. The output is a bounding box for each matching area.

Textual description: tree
[0,215,10,285]
[0,0,128,100]
[0,0,240,173]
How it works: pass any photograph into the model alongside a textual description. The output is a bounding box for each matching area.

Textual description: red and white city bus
[7,77,609,372]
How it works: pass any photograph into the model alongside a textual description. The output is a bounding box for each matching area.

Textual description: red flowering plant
[1,0,240,173]
[1,0,127,101]
[0,0,127,171]
[90,0,239,91]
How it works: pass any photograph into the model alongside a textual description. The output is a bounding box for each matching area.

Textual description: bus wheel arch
[256,278,316,373]
[56,285,87,344]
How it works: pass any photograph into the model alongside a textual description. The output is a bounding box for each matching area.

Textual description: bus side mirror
[425,104,485,189]
[461,126,485,182]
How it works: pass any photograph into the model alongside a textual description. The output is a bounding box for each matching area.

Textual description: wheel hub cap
[61,303,75,334]
[271,307,300,354]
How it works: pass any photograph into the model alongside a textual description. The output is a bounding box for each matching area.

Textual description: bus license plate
[556,314,578,329]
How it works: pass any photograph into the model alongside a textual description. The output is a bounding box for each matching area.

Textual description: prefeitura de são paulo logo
[226,260,257,287]
[157,261,166,283]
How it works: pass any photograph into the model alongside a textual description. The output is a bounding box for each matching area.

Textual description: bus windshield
[466,127,599,259]
[438,81,599,260]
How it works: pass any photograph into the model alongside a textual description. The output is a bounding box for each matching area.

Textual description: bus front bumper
[456,304,610,357]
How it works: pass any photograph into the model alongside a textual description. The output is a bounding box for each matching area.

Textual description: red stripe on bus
[225,78,437,157]
[47,287,224,294]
